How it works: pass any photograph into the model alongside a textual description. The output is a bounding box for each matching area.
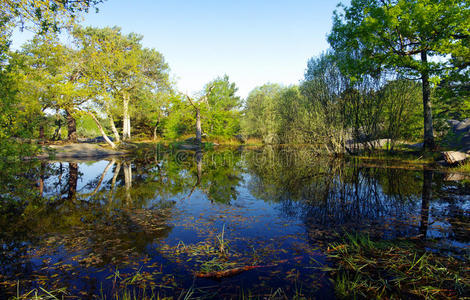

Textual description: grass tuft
[453,161,470,174]
[326,233,470,299]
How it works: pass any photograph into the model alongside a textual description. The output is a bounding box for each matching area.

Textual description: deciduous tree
[328,0,470,151]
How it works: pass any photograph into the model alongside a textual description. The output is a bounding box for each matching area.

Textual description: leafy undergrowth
[326,233,470,299]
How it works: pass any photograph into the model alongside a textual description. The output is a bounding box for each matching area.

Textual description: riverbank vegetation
[1,0,469,159]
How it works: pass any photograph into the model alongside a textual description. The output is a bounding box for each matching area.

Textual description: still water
[1,146,469,298]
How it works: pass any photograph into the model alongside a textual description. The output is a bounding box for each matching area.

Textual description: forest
[0,0,468,158]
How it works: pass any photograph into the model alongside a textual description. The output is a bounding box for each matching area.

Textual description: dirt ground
[38,143,126,160]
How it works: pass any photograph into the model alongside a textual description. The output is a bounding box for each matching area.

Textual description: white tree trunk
[106,102,120,143]
[124,162,132,204]
[127,114,131,139]
[123,94,131,141]
[89,160,115,197]
[109,115,121,143]
[87,111,116,149]
[108,162,121,207]
[195,108,202,144]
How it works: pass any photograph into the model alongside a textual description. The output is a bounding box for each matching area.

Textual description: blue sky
[12,0,344,98]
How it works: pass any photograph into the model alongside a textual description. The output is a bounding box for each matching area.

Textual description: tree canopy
[1,0,104,33]
[328,0,470,150]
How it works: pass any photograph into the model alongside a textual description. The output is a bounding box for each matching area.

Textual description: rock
[455,118,470,131]
[45,143,126,159]
[184,134,207,144]
[78,136,114,143]
[345,139,394,150]
[448,119,460,128]
[405,142,424,150]
[177,143,200,151]
[442,151,470,165]
[185,137,198,144]
[444,173,469,181]
[90,136,114,143]
[445,119,470,152]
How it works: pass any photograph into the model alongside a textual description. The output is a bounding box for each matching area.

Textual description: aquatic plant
[12,282,67,300]
[326,233,470,299]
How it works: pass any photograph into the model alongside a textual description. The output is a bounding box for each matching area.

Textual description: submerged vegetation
[0,148,469,298]
[327,234,469,299]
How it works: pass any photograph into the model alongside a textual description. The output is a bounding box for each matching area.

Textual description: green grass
[354,148,441,164]
[325,233,470,299]
[453,161,470,174]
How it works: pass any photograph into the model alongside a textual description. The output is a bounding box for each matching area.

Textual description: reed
[326,233,470,299]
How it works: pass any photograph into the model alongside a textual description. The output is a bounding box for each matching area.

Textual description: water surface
[1,146,469,298]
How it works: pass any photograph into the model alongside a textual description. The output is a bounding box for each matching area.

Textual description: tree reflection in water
[0,147,468,298]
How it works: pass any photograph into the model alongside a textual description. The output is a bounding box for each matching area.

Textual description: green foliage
[162,94,194,139]
[328,0,469,79]
[453,161,470,174]
[76,114,105,138]
[1,0,104,34]
[243,53,423,151]
[328,0,470,149]
[300,53,350,150]
[241,83,282,144]
[162,76,242,141]
[203,75,241,138]
[17,35,90,112]
[435,55,470,120]
[0,50,43,156]
[73,26,172,141]
[381,79,423,143]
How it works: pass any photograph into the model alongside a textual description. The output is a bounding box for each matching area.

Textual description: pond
[0,146,469,299]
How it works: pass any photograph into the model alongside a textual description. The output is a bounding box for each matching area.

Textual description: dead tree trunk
[195,108,202,144]
[187,95,202,145]
[109,115,121,143]
[185,87,213,146]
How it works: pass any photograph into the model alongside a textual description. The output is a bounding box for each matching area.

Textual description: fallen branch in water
[195,258,293,279]
[195,265,261,279]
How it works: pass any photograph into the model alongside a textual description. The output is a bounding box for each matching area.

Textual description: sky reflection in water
[0,147,469,298]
